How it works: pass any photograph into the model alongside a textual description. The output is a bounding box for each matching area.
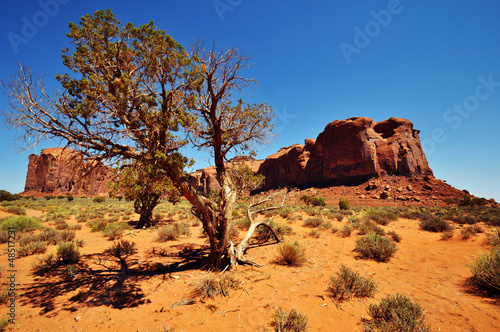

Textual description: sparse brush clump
[300,194,326,207]
[157,222,191,242]
[338,197,350,211]
[192,273,239,299]
[358,219,386,236]
[303,217,323,228]
[328,264,377,302]
[364,293,432,332]
[419,215,452,233]
[103,222,130,240]
[17,241,47,257]
[387,230,402,243]
[56,242,81,265]
[255,220,291,242]
[440,230,454,240]
[271,307,308,332]
[341,224,352,237]
[487,228,500,247]
[460,225,482,240]
[275,240,306,267]
[107,239,137,258]
[4,205,26,215]
[467,248,500,295]
[355,233,397,262]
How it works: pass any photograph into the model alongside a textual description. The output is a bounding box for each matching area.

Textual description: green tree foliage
[109,159,181,227]
[2,9,274,270]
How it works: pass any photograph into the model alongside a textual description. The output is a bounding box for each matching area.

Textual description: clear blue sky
[1,0,499,200]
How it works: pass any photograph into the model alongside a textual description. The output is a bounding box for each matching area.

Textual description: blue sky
[1,0,499,200]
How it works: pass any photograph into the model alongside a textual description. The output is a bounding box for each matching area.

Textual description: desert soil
[1,204,499,332]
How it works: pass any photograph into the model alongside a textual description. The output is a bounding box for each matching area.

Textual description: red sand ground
[1,201,499,331]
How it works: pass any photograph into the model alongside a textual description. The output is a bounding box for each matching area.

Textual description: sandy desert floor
[1,200,499,332]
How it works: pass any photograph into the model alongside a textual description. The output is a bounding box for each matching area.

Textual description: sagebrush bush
[355,233,397,262]
[103,222,130,240]
[364,293,431,332]
[358,219,386,236]
[4,205,26,215]
[341,224,352,237]
[271,307,308,332]
[468,248,500,295]
[300,194,326,207]
[440,230,454,240]
[303,217,323,228]
[419,215,452,232]
[107,239,137,258]
[460,225,482,240]
[339,197,350,211]
[328,264,377,302]
[192,273,239,299]
[18,241,47,257]
[157,222,191,241]
[387,230,402,243]
[255,220,291,242]
[93,196,106,203]
[56,242,80,265]
[487,228,500,247]
[0,215,42,232]
[275,240,306,267]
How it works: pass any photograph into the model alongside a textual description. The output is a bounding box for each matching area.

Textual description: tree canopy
[2,9,276,269]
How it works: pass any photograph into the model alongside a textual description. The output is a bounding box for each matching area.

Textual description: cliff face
[24,148,113,196]
[257,117,432,190]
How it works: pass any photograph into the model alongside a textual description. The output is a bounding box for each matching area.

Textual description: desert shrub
[0,215,42,232]
[328,265,377,302]
[366,208,398,225]
[234,218,251,231]
[0,316,10,331]
[364,293,431,332]
[387,230,402,243]
[66,195,74,202]
[303,217,323,228]
[468,248,500,294]
[440,230,454,240]
[358,219,385,236]
[192,273,239,299]
[103,222,130,240]
[54,222,69,230]
[0,230,8,244]
[324,211,344,221]
[4,205,26,215]
[487,228,500,247]
[18,241,47,257]
[275,240,306,266]
[107,239,137,258]
[279,208,292,219]
[157,222,191,242]
[63,264,79,280]
[419,215,452,233]
[56,242,80,265]
[44,194,56,200]
[355,233,397,262]
[340,224,352,237]
[300,194,326,207]
[271,307,308,332]
[32,253,58,271]
[37,228,61,244]
[338,197,350,211]
[308,229,321,238]
[460,225,482,240]
[93,196,106,203]
[89,219,108,232]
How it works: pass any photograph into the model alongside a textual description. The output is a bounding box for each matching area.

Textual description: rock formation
[258,117,432,190]
[23,148,113,196]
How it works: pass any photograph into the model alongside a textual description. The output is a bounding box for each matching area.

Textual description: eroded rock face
[23,148,113,196]
[258,117,432,190]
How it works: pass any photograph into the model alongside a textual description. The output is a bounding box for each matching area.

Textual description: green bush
[44,194,56,200]
[255,220,291,242]
[4,205,26,215]
[354,233,397,262]
[468,248,500,295]
[300,194,326,207]
[358,219,386,236]
[0,190,22,202]
[303,217,323,228]
[340,224,352,237]
[419,215,452,232]
[271,307,308,332]
[93,196,106,203]
[103,222,130,240]
[275,240,306,267]
[328,264,377,302]
[338,197,350,211]
[364,293,431,332]
[66,195,74,202]
[157,222,191,242]
[56,242,81,265]
[18,241,47,257]
[107,239,137,258]
[0,216,43,232]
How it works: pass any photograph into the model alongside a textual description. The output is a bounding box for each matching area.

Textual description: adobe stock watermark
[339,0,412,64]
[274,106,296,134]
[213,0,243,22]
[7,0,71,54]
[422,74,500,155]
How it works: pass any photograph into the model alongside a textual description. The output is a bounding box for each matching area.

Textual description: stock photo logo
[7,0,70,54]
[212,0,243,22]
[339,0,412,64]
[422,74,500,155]
[274,106,296,134]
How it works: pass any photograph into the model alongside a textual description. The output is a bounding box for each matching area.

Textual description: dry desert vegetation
[1,192,500,331]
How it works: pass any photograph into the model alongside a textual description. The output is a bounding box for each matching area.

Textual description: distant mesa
[23,117,446,200]
[23,147,112,197]
[257,116,432,190]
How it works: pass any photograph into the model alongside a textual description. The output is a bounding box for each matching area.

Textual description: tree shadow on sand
[20,241,210,316]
